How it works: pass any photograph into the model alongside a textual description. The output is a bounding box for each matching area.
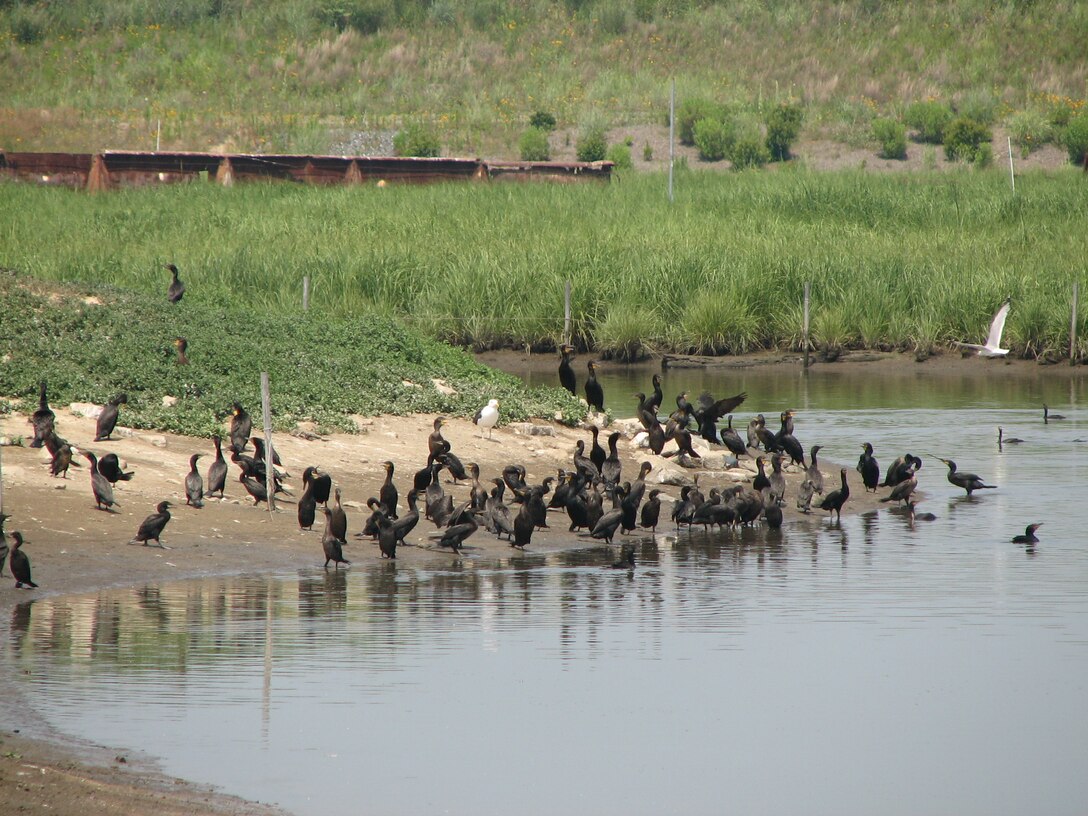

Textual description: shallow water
[9,368,1088,816]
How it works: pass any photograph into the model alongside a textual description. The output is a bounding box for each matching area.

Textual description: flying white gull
[952,297,1011,357]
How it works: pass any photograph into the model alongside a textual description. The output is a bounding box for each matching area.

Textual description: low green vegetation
[0,271,586,437]
[2,170,1087,362]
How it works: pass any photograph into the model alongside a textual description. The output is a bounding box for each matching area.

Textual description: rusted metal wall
[0,150,613,189]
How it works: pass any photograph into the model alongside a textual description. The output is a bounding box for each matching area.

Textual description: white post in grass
[303,276,310,312]
[1007,136,1015,194]
[156,119,161,152]
[0,430,5,517]
[668,78,675,204]
[803,281,812,370]
[1071,281,1079,365]
[261,372,275,513]
[563,280,572,347]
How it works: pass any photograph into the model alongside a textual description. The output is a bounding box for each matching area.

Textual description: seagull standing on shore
[952,297,1011,357]
[474,399,500,439]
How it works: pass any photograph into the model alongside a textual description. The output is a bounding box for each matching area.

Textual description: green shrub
[943,117,991,162]
[576,125,607,162]
[519,128,551,161]
[605,143,632,170]
[642,143,653,162]
[11,7,46,44]
[1007,109,1054,156]
[973,142,993,169]
[730,138,770,170]
[1047,97,1080,129]
[393,123,441,157]
[529,111,557,131]
[317,1,392,33]
[955,90,999,125]
[597,1,631,35]
[765,103,803,161]
[675,98,723,146]
[1061,114,1088,165]
[905,100,953,144]
[872,118,907,159]
[693,117,734,162]
[467,0,503,29]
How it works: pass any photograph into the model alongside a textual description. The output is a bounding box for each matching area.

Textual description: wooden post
[563,280,572,346]
[156,119,161,153]
[803,281,811,370]
[344,160,363,184]
[668,79,676,204]
[1071,280,1079,365]
[86,154,111,192]
[1007,136,1015,194]
[260,373,275,513]
[303,276,310,312]
[216,157,234,186]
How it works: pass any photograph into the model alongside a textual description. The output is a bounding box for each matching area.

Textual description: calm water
[8,366,1088,816]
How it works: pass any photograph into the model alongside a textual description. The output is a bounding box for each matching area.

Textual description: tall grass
[2,168,1087,359]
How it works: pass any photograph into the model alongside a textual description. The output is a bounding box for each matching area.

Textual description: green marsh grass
[2,168,1087,360]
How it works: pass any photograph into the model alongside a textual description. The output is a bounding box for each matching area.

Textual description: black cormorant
[719,416,749,459]
[857,443,880,492]
[229,402,252,455]
[601,432,622,487]
[907,501,937,524]
[806,445,824,494]
[166,263,185,303]
[818,468,850,522]
[10,532,37,588]
[1012,523,1042,544]
[775,410,805,467]
[185,453,204,508]
[302,465,333,506]
[762,488,783,530]
[435,502,478,552]
[485,479,515,539]
[1043,404,1065,423]
[589,485,626,544]
[392,490,421,544]
[428,417,449,461]
[796,479,815,513]
[0,513,8,577]
[240,473,270,506]
[322,508,350,568]
[640,490,663,532]
[880,475,918,506]
[573,440,599,479]
[513,499,534,549]
[206,436,227,497]
[584,361,605,413]
[29,381,55,449]
[132,501,172,547]
[588,425,607,473]
[752,456,770,493]
[380,460,399,517]
[558,345,577,396]
[645,374,664,415]
[94,393,127,441]
[376,513,397,559]
[694,391,748,445]
[936,457,996,496]
[997,427,1023,448]
[173,336,189,365]
[768,454,787,506]
[97,453,134,484]
[328,488,348,542]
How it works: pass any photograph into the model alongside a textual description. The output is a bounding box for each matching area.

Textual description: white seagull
[952,297,1011,357]
[473,399,500,439]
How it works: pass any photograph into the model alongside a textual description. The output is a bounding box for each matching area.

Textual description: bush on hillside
[519,128,551,161]
[576,125,607,162]
[765,103,803,161]
[393,123,441,157]
[730,137,770,170]
[943,117,991,162]
[1061,114,1088,165]
[693,117,734,161]
[675,98,723,146]
[605,143,632,170]
[1007,109,1054,156]
[529,111,557,131]
[872,118,907,159]
[904,100,953,144]
[317,1,392,34]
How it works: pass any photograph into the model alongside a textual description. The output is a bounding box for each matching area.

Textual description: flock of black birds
[0,273,1066,588]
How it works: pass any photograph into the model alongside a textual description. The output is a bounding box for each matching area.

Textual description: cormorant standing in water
[376,513,397,560]
[640,489,663,533]
[97,453,134,484]
[752,456,771,494]
[322,508,350,568]
[997,427,1024,448]
[166,263,185,303]
[584,361,604,413]
[937,457,997,496]
[435,502,478,552]
[229,402,252,455]
[380,460,398,517]
[173,336,190,365]
[328,488,348,542]
[907,501,937,525]
[558,345,577,396]
[95,393,127,441]
[762,488,783,530]
[185,453,204,508]
[857,443,880,492]
[796,479,815,513]
[29,381,55,449]
[880,474,918,506]
[1043,404,1065,423]
[818,468,850,522]
[206,436,227,498]
[1012,523,1042,544]
[589,485,626,544]
[82,451,120,511]
[10,533,37,588]
[132,501,172,547]
[768,454,787,506]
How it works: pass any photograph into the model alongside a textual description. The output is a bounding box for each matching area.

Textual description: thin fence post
[803,281,811,370]
[303,276,310,312]
[563,280,572,346]
[260,372,275,513]
[1007,136,1015,194]
[668,78,675,204]
[156,119,161,153]
[0,432,5,517]
[1071,281,1079,365]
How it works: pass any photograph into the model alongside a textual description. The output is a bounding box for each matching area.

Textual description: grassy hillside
[1,1,1086,157]
[0,271,586,436]
[2,170,1086,360]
